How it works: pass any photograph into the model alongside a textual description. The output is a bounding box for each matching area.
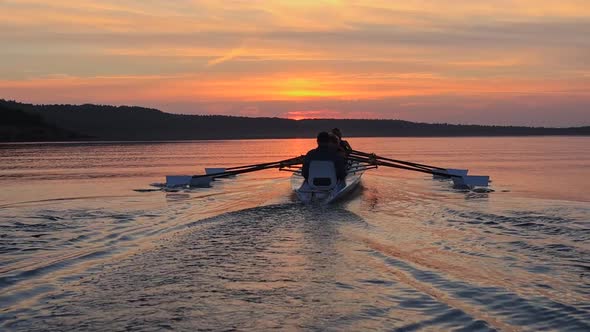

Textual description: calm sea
[0,137,589,331]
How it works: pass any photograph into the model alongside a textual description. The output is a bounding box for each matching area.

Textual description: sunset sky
[1,0,589,126]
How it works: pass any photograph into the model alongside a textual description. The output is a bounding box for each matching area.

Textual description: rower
[328,132,340,148]
[302,132,347,182]
[331,128,352,153]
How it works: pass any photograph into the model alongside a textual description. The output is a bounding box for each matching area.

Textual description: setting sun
[1,1,589,330]
[277,78,347,99]
[0,0,588,126]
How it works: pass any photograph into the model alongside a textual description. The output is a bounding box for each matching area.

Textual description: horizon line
[2,98,589,129]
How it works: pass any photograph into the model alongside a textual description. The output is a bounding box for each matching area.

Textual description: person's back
[303,132,347,180]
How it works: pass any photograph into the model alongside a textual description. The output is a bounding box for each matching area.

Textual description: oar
[205,156,306,175]
[349,156,452,177]
[350,150,470,179]
[193,163,287,180]
[169,166,272,188]
[350,150,445,171]
[192,156,304,179]
[226,158,301,171]
[350,155,489,189]
[379,160,457,178]
[165,156,303,188]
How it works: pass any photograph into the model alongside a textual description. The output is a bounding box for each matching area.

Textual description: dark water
[0,137,589,331]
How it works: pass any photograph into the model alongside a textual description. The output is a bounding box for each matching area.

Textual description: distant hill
[1,99,589,142]
[0,101,86,142]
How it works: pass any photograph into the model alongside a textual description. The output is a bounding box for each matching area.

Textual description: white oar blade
[166,175,192,188]
[452,175,490,189]
[166,175,212,188]
[433,168,468,179]
[205,167,237,178]
[205,168,226,175]
[190,176,212,187]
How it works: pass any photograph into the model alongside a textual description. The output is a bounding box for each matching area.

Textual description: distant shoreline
[2,135,590,146]
[2,99,589,142]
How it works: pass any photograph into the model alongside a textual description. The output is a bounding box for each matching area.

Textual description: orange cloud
[1,74,589,106]
[1,0,590,125]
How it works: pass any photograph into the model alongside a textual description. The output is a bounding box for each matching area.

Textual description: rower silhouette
[328,132,346,157]
[331,128,352,153]
[302,132,347,184]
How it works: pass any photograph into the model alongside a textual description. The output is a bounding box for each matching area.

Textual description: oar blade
[452,175,489,189]
[166,175,192,188]
[166,175,212,188]
[205,167,237,178]
[190,176,213,187]
[205,168,226,174]
[433,168,468,179]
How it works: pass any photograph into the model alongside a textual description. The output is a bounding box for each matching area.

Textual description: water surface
[0,137,589,331]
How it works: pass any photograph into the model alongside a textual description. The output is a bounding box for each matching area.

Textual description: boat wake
[1,137,589,331]
[4,193,589,331]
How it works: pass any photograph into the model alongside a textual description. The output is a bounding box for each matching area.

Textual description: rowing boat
[290,161,369,204]
[162,149,490,203]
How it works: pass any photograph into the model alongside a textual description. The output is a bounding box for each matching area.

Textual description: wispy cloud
[206,47,244,67]
[1,0,589,125]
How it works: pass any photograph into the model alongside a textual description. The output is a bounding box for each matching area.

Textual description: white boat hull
[291,162,364,204]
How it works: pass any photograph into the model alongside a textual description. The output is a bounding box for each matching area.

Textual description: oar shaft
[350,150,445,171]
[383,161,461,178]
[378,160,454,177]
[193,164,278,179]
[226,156,302,171]
[349,156,457,178]
[193,156,303,179]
